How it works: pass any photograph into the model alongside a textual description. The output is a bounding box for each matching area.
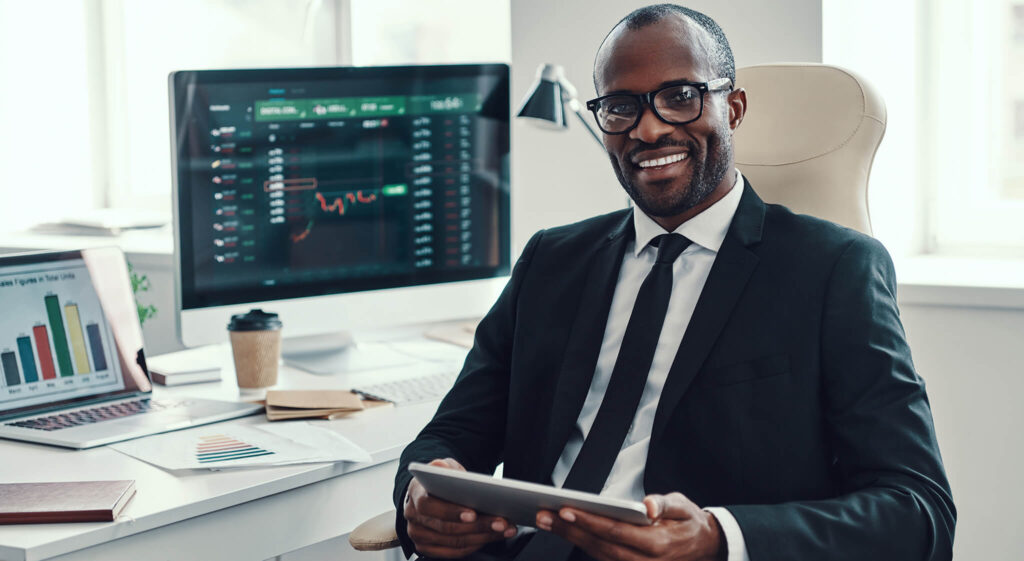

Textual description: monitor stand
[281,331,415,375]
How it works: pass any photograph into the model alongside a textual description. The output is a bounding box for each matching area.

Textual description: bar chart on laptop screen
[0,259,124,412]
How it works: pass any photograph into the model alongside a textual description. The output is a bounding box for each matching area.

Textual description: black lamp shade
[516,79,568,129]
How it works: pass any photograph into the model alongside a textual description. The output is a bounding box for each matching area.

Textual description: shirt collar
[632,169,744,257]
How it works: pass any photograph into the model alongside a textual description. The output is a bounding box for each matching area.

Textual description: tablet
[408,462,652,527]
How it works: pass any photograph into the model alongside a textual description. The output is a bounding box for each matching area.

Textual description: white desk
[0,339,464,561]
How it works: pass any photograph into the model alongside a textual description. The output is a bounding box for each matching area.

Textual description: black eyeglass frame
[585,77,733,135]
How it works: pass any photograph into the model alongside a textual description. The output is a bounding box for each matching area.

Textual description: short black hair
[597,4,736,86]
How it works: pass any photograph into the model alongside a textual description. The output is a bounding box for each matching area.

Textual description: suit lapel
[648,182,766,449]
[538,212,633,483]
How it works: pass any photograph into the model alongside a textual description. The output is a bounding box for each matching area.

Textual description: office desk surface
[0,342,462,561]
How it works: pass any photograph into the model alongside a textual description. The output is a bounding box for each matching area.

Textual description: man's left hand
[535,492,725,561]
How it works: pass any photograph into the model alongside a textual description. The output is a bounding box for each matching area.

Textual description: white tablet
[408,462,652,528]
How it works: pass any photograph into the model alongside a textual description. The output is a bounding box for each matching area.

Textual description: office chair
[733,62,885,234]
[347,62,887,555]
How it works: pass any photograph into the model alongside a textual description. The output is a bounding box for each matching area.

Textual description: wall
[899,301,1024,561]
[510,0,822,253]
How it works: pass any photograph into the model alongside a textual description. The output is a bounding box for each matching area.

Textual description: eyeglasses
[585,78,733,135]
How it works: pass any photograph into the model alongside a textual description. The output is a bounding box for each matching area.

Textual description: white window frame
[88,0,354,212]
[923,0,1024,256]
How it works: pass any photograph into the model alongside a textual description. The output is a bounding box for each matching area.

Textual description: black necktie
[516,233,691,561]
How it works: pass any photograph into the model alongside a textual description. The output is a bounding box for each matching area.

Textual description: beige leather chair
[734,63,885,234]
[350,510,403,553]
[347,63,886,556]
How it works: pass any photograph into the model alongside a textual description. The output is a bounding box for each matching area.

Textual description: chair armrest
[349,509,401,551]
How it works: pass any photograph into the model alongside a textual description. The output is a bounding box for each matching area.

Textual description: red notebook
[0,480,136,524]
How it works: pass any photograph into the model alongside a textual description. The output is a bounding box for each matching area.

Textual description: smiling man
[394,4,955,561]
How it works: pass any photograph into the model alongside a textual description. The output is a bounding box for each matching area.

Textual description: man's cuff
[704,507,750,561]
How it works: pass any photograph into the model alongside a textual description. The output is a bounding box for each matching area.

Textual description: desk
[0,339,464,561]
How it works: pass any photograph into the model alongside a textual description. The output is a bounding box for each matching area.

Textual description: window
[350,0,510,66]
[824,0,1024,257]
[925,0,1024,254]
[0,1,96,229]
[0,0,510,229]
[102,0,508,211]
[99,0,345,210]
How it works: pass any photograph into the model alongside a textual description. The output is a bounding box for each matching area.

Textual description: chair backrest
[733,63,886,235]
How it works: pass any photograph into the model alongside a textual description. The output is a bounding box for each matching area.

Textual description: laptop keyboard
[5,398,187,432]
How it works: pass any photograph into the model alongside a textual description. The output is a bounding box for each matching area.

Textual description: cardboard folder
[264,390,366,421]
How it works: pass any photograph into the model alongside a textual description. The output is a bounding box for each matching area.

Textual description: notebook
[147,346,224,386]
[0,480,136,524]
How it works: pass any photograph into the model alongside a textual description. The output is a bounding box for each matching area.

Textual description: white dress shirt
[550,170,749,561]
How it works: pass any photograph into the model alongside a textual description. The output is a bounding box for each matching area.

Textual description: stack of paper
[31,208,170,236]
[110,423,372,471]
[265,390,368,421]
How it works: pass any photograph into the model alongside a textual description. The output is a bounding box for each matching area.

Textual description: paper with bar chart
[0,259,123,412]
[110,423,371,470]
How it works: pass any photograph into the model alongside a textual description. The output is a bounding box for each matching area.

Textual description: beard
[612,126,733,218]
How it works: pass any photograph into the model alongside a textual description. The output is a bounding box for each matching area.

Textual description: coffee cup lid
[228,309,282,331]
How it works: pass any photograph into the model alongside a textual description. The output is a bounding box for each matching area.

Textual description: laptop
[0,247,262,449]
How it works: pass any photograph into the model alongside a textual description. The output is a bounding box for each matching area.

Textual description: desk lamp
[517,63,632,208]
[516,63,604,147]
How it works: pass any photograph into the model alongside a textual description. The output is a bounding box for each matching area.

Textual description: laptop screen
[0,247,150,420]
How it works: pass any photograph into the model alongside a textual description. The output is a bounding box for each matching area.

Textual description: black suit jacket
[395,181,955,560]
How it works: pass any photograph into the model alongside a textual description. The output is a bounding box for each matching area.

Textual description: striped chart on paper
[195,434,275,464]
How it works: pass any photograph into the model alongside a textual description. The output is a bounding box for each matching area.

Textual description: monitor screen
[170,64,511,313]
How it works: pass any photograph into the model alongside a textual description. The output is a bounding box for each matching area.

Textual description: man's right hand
[404,458,517,558]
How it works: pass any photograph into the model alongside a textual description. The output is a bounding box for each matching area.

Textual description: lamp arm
[566,97,604,147]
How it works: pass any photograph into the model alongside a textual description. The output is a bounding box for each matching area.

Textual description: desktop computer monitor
[169,64,510,372]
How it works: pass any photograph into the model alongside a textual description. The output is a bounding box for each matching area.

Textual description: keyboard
[352,371,458,405]
[5,398,187,432]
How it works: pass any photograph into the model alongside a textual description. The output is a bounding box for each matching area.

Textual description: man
[394,4,955,561]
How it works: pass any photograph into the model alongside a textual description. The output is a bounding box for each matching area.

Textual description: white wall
[510,0,822,253]
[899,301,1024,561]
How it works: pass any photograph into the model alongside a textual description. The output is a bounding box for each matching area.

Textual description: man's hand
[404,458,517,559]
[535,492,725,561]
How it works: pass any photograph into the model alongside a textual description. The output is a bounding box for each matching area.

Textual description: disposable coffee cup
[227,309,282,390]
